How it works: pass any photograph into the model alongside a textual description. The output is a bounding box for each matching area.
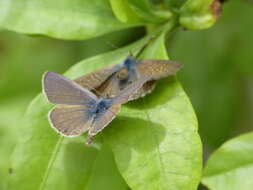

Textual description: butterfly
[75,56,182,100]
[42,71,150,144]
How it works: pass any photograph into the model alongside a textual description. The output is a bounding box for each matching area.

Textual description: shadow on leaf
[103,116,166,172]
[63,141,98,188]
[126,76,179,109]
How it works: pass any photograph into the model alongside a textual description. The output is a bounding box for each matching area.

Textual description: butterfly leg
[86,134,94,145]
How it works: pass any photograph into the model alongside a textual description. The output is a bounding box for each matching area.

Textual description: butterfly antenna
[128,50,134,57]
[86,135,94,145]
[134,35,157,58]
[106,41,119,49]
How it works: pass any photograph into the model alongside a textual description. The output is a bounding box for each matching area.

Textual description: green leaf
[8,26,201,190]
[0,0,136,40]
[109,0,143,23]
[85,145,129,190]
[164,0,187,10]
[127,0,172,23]
[202,132,253,190]
[9,95,128,190]
[0,97,31,190]
[103,33,202,190]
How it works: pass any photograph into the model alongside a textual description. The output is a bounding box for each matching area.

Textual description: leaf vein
[38,136,64,190]
[144,110,168,190]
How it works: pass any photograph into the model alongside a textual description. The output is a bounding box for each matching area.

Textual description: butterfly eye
[116,68,128,80]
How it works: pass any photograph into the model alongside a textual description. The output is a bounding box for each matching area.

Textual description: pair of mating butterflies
[43,56,182,144]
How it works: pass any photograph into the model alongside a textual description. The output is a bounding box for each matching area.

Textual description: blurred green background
[0,0,252,189]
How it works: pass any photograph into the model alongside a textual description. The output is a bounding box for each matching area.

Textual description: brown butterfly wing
[136,59,182,79]
[112,75,151,104]
[128,80,156,101]
[74,64,117,92]
[95,74,121,98]
[49,105,93,137]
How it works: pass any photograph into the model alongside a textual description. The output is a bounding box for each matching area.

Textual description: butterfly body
[121,56,138,72]
[90,98,112,115]
[116,56,139,81]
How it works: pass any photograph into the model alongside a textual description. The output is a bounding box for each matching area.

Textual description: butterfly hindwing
[128,80,156,100]
[112,75,151,104]
[49,105,94,137]
[87,104,121,144]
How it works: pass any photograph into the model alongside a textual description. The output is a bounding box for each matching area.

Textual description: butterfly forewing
[43,72,97,105]
[74,64,118,91]
[49,105,94,137]
[136,59,182,79]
